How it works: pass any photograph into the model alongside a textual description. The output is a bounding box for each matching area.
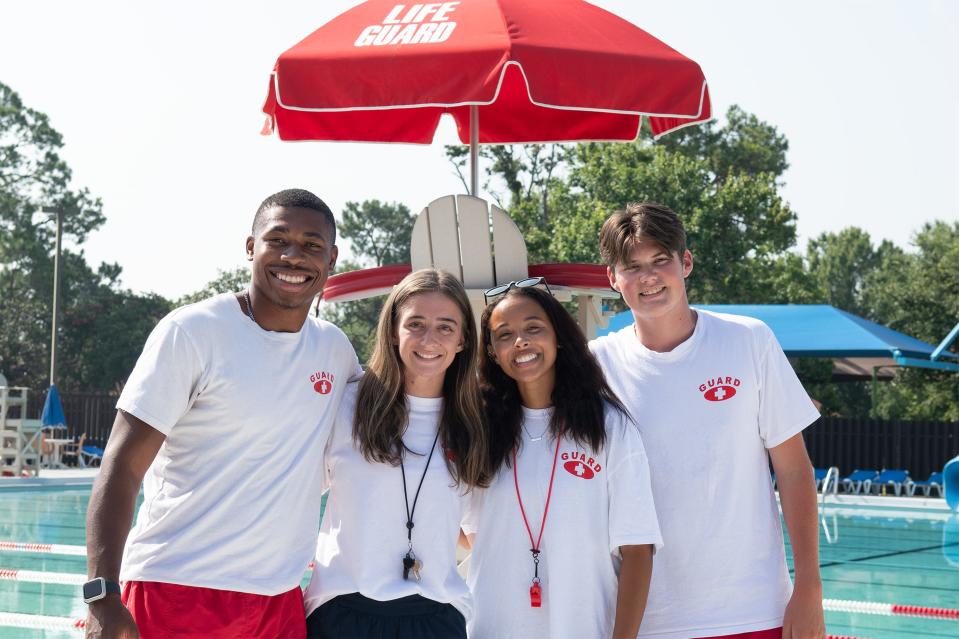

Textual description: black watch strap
[82,577,121,603]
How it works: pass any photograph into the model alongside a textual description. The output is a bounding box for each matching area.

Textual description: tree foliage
[177,266,250,306]
[0,81,171,392]
[3,82,955,422]
[320,201,415,362]
[861,222,959,420]
[444,106,958,419]
[447,106,804,305]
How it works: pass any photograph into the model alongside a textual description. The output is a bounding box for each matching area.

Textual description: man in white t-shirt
[589,203,825,639]
[83,189,360,639]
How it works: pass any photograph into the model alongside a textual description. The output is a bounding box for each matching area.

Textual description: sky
[1,0,957,300]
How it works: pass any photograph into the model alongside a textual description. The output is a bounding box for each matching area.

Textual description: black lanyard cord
[400,428,441,544]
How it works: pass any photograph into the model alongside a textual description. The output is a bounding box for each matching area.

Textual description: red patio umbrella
[262,0,711,193]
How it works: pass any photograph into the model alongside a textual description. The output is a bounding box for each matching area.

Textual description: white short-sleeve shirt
[464,405,662,639]
[590,310,820,638]
[303,383,473,619]
[117,293,359,595]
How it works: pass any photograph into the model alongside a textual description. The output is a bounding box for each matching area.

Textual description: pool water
[787,507,959,638]
[0,488,92,639]
[1,489,957,638]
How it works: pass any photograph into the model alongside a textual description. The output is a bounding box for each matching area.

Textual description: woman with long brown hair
[464,281,661,639]
[303,269,487,639]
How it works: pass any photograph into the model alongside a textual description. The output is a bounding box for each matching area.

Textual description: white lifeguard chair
[0,386,41,476]
[322,195,619,339]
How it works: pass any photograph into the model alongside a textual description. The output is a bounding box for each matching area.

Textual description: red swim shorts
[694,629,783,639]
[122,580,306,639]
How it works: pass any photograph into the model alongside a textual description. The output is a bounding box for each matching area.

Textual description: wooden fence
[26,391,117,447]
[804,417,959,480]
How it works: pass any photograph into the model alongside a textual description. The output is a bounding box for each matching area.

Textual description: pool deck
[0,468,99,489]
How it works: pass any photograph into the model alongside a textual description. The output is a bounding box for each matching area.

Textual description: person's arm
[84,410,166,639]
[612,544,653,639]
[769,433,825,639]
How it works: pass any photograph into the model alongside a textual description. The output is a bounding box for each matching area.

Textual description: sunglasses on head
[483,277,552,305]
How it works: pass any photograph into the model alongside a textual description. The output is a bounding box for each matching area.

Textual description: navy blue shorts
[306,592,466,639]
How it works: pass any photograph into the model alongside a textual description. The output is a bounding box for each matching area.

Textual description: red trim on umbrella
[263,0,711,143]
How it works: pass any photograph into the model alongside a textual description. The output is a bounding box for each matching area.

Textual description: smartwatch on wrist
[82,577,121,604]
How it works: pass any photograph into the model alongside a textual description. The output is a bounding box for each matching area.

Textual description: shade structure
[40,384,66,428]
[599,305,959,380]
[262,0,711,145]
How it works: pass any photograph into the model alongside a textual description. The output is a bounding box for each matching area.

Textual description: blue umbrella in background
[41,384,66,429]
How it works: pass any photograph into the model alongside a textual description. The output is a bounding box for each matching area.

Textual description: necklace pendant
[529,580,542,607]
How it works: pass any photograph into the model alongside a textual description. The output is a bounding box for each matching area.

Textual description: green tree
[0,81,171,392]
[447,106,809,306]
[178,266,250,306]
[861,222,959,420]
[321,201,415,362]
[805,228,900,315]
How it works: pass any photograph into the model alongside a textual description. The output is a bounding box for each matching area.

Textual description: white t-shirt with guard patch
[303,384,473,619]
[589,310,820,638]
[117,293,359,595]
[464,405,662,639]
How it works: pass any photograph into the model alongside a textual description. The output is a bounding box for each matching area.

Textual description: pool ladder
[819,466,840,544]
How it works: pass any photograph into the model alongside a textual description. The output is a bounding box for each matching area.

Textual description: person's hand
[782,580,825,639]
[85,596,138,639]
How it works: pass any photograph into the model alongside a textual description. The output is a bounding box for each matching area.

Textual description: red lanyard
[512,435,562,608]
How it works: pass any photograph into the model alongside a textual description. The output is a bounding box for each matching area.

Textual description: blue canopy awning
[599,304,959,378]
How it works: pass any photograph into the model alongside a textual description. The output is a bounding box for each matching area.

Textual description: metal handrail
[819,466,840,512]
[819,466,840,543]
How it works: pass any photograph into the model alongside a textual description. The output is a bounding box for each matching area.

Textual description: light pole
[42,207,64,387]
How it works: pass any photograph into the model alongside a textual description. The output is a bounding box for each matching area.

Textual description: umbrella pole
[469,105,479,196]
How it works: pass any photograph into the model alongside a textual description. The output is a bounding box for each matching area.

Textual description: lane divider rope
[0,612,85,632]
[824,598,959,620]
[0,540,86,556]
[0,568,85,585]
[0,614,881,638]
[2,599,942,635]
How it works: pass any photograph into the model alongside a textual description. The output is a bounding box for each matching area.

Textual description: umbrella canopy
[41,384,67,428]
[599,305,959,379]
[262,0,711,145]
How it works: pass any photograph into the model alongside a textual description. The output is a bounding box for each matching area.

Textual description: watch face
[83,579,104,601]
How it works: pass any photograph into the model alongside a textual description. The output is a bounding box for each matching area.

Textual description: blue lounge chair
[814,468,829,489]
[868,469,910,496]
[907,472,944,498]
[841,469,879,494]
[80,444,104,467]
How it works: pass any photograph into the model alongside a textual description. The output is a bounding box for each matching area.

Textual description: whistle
[530,581,542,607]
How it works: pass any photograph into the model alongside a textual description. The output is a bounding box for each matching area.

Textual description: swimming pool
[787,505,959,639]
[0,487,91,639]
[1,488,957,637]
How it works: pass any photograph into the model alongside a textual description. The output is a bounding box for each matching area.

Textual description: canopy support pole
[931,322,959,362]
[469,105,479,196]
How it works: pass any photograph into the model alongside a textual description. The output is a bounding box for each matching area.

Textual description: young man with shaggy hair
[590,202,824,639]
